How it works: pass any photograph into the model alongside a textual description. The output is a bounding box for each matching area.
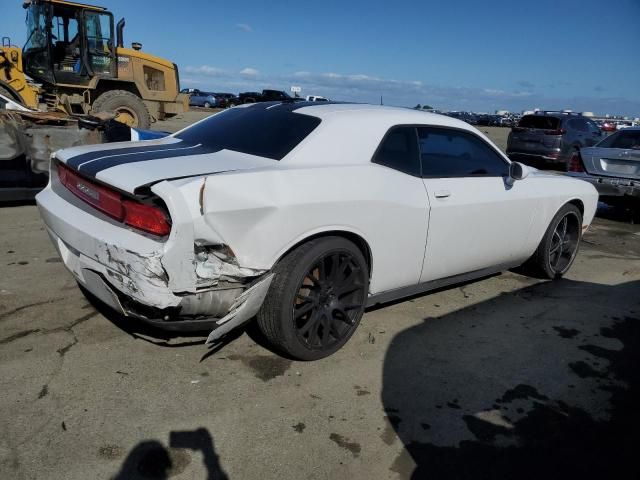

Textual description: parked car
[567,126,640,209]
[306,95,329,102]
[232,90,304,105]
[213,93,237,108]
[189,91,218,108]
[36,103,598,360]
[598,121,617,133]
[507,112,603,171]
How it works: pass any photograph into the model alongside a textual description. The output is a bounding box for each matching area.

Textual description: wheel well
[93,80,141,102]
[567,199,584,216]
[279,231,373,276]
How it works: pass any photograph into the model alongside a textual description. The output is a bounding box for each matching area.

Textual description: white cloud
[184,65,227,77]
[235,23,253,32]
[179,65,640,116]
[240,67,259,76]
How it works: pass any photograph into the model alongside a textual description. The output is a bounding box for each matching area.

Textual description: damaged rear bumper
[36,177,273,343]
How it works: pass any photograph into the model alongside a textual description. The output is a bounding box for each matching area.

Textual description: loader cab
[22,0,116,86]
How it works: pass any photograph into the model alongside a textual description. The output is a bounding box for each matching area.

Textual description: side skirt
[366,262,521,308]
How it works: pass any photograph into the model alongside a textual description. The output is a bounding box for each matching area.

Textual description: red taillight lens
[568,152,585,172]
[544,129,566,135]
[58,163,124,219]
[122,200,171,236]
[58,163,170,236]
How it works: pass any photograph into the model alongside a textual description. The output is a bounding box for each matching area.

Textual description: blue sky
[2,0,639,116]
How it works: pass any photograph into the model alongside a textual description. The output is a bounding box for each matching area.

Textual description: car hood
[56,137,276,193]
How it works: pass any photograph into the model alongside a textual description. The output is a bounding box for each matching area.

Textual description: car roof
[256,101,475,128]
[234,102,499,166]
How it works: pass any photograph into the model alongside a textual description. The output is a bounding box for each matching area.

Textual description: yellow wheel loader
[0,0,188,128]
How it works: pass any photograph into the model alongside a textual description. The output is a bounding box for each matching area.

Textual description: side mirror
[506,162,530,186]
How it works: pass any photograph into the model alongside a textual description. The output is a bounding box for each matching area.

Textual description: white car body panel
[36,102,599,343]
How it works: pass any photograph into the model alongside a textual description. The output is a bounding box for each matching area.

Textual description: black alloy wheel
[257,237,369,360]
[547,210,580,275]
[293,251,367,350]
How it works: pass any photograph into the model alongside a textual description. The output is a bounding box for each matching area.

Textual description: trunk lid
[580,146,640,180]
[55,137,276,193]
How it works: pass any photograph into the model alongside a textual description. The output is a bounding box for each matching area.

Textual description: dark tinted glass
[372,127,420,176]
[518,115,561,130]
[597,130,640,149]
[176,107,321,160]
[418,127,509,177]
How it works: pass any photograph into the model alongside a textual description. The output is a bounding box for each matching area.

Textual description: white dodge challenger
[36,102,598,360]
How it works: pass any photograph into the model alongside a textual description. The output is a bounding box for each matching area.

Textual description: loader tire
[92,90,151,129]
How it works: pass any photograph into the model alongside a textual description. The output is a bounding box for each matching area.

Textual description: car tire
[92,90,151,129]
[257,237,369,361]
[204,102,211,108]
[525,203,583,279]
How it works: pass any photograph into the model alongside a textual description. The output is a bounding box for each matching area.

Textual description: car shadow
[596,200,639,223]
[381,279,640,480]
[111,427,228,480]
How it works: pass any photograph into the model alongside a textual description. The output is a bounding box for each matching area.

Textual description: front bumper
[565,172,640,198]
[36,178,272,341]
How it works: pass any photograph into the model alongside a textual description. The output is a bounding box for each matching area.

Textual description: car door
[418,126,538,283]
[191,92,204,106]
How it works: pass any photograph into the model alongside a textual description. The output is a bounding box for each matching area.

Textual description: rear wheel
[257,237,369,360]
[91,90,151,129]
[204,101,211,108]
[526,203,582,279]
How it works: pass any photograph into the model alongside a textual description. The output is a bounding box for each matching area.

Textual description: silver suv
[507,112,603,171]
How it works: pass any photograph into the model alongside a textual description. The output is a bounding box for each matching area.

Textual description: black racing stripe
[65,141,184,170]
[78,144,220,177]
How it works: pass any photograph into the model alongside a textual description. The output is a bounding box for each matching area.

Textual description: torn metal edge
[205,273,274,345]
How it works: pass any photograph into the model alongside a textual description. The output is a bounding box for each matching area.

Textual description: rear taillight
[58,163,123,219]
[544,129,566,135]
[568,151,585,172]
[122,200,171,236]
[58,163,171,237]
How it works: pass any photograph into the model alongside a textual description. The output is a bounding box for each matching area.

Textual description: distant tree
[422,105,433,110]
[414,104,422,110]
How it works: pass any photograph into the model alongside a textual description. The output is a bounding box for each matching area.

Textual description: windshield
[596,129,640,149]
[175,106,321,160]
[24,4,48,52]
[518,115,561,130]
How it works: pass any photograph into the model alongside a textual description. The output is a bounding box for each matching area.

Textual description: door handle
[434,190,451,198]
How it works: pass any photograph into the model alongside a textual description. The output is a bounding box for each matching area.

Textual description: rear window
[175,106,321,160]
[518,115,560,130]
[596,130,640,149]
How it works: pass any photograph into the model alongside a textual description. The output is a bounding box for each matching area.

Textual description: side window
[418,127,509,177]
[372,127,420,176]
[569,118,588,132]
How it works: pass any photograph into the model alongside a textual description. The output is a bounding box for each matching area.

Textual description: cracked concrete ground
[1,121,639,479]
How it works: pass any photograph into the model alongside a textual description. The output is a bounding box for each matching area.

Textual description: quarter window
[418,127,509,177]
[372,127,420,176]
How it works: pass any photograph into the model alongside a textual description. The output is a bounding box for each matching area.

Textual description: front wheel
[257,237,369,360]
[525,203,583,279]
